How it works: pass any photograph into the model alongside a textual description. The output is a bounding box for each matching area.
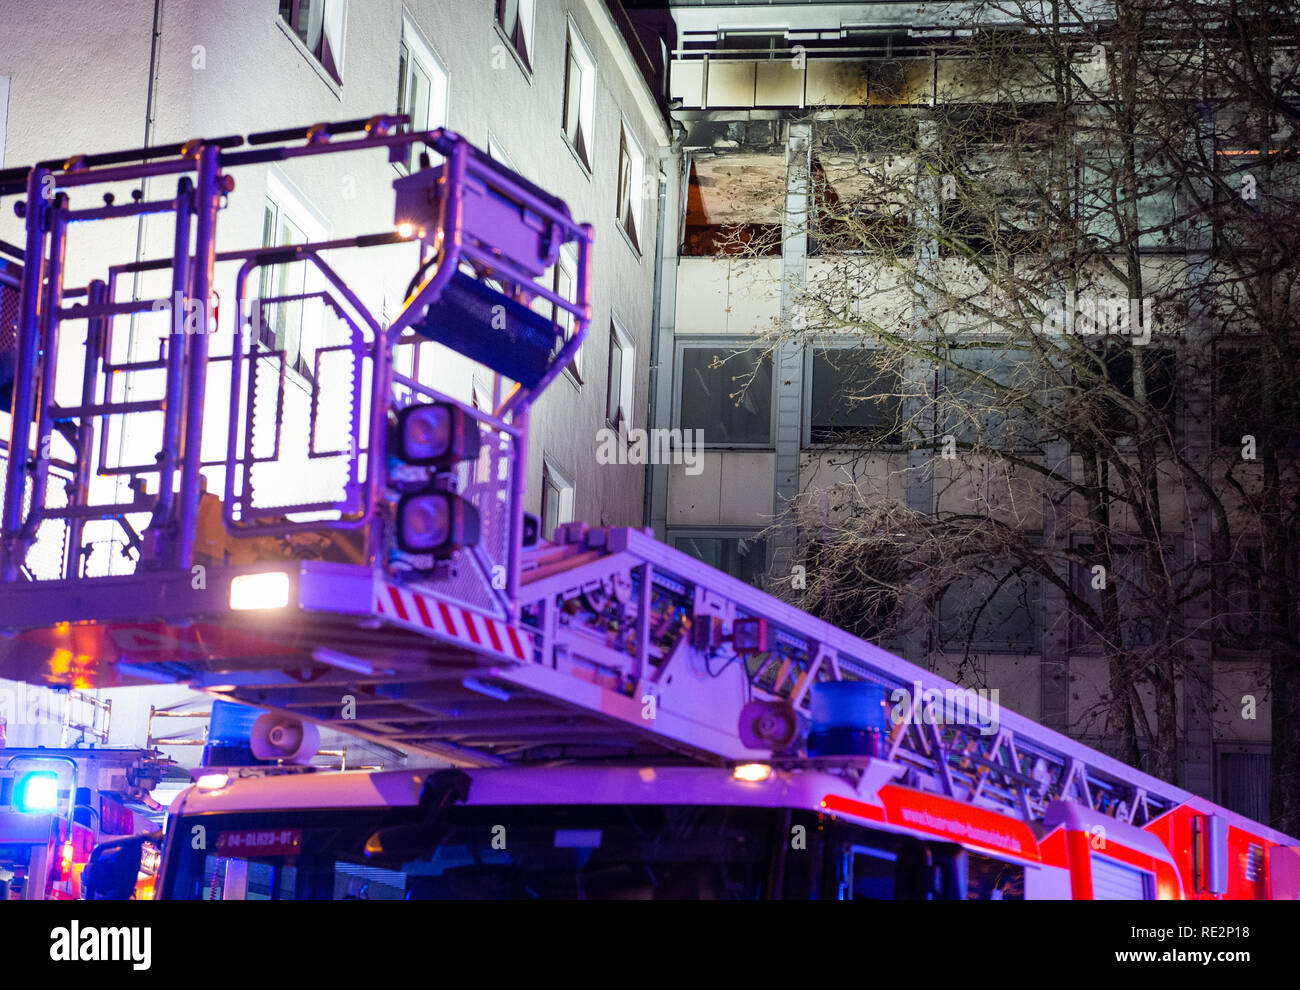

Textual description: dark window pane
[680,347,772,444]
[606,332,624,423]
[939,566,1040,651]
[1218,751,1270,824]
[1070,544,1164,650]
[1099,346,1176,435]
[940,348,1036,448]
[810,350,903,444]
[674,535,767,588]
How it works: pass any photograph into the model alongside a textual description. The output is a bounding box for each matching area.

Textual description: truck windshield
[165,805,779,900]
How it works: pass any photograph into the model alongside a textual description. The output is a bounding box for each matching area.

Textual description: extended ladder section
[0,120,1282,847]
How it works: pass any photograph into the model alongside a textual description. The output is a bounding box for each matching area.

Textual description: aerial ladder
[0,119,1297,900]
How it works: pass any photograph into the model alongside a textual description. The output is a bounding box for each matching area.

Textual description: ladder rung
[61,298,172,319]
[51,399,164,417]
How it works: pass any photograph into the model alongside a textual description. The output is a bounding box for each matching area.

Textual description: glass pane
[617,137,631,223]
[939,567,1039,651]
[679,347,772,444]
[409,61,431,131]
[298,0,325,54]
[497,0,520,35]
[406,60,431,170]
[940,348,1036,448]
[258,204,277,347]
[542,476,560,538]
[565,49,586,162]
[606,334,624,422]
[674,535,767,587]
[810,350,902,444]
[397,43,408,115]
[275,217,306,368]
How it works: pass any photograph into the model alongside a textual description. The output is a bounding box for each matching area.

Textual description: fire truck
[0,118,1298,900]
[0,746,173,899]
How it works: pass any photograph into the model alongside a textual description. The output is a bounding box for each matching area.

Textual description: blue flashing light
[808,681,891,758]
[14,770,60,813]
[201,700,268,768]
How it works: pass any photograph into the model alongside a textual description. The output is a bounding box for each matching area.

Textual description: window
[542,242,581,381]
[1212,140,1300,254]
[679,345,773,445]
[540,459,574,540]
[605,322,633,428]
[811,153,914,257]
[1080,152,1180,252]
[939,347,1038,449]
[258,180,328,382]
[1215,345,1292,448]
[683,159,782,257]
[673,534,768,588]
[808,349,904,445]
[1217,748,1270,825]
[278,0,345,85]
[616,123,646,252]
[1070,542,1168,651]
[397,19,449,172]
[802,538,900,641]
[562,22,596,172]
[165,805,778,900]
[939,564,1041,652]
[1222,544,1264,644]
[1091,344,1177,439]
[494,0,534,73]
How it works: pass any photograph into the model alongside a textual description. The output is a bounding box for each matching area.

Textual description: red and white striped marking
[375,581,530,662]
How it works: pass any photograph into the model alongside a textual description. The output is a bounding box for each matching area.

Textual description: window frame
[539,456,575,540]
[562,18,597,175]
[396,16,450,174]
[937,557,1043,654]
[605,317,634,430]
[493,0,535,78]
[553,242,582,385]
[277,0,346,88]
[673,337,776,450]
[937,341,1042,453]
[615,120,646,255]
[802,343,907,448]
[669,528,771,588]
[258,172,331,386]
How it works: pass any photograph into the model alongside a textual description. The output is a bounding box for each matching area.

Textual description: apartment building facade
[0,0,671,762]
[635,0,1288,821]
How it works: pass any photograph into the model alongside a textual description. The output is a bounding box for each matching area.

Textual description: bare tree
[711,0,1300,825]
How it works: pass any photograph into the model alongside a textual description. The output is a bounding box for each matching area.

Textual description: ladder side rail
[175,145,222,570]
[21,192,72,566]
[148,177,196,563]
[64,278,109,575]
[2,179,58,572]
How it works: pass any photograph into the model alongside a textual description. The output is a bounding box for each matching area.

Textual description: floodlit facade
[0,0,671,764]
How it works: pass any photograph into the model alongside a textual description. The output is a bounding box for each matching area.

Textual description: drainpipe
[642,158,669,527]
[112,0,165,572]
[643,130,684,533]
[133,0,165,305]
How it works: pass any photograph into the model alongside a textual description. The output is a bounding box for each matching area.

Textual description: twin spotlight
[389,402,483,559]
